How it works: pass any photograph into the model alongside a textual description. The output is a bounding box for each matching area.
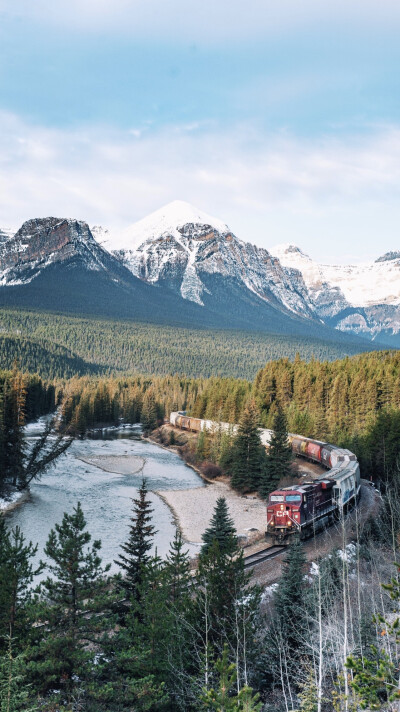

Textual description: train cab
[266,480,336,544]
[266,487,303,543]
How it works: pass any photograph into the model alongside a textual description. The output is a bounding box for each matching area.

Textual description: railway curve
[170,411,361,546]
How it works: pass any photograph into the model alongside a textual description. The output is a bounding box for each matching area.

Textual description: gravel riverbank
[156,481,267,546]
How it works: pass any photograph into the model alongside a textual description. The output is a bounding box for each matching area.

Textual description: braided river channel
[6,420,204,578]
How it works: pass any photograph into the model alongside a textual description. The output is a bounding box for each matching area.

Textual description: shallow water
[6,422,204,578]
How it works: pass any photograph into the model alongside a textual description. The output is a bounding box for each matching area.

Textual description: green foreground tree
[115,478,157,603]
[260,404,292,498]
[229,400,266,493]
[26,502,111,700]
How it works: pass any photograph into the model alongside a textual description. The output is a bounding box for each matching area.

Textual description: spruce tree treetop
[201,497,237,556]
[259,403,292,499]
[115,478,157,600]
[230,400,266,493]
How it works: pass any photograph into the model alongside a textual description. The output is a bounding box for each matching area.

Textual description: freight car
[170,411,361,545]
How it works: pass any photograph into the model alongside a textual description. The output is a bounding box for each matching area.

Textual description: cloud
[2,0,400,41]
[0,111,400,260]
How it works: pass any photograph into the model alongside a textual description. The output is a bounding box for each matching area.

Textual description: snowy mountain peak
[272,243,309,258]
[116,200,230,251]
[113,205,316,317]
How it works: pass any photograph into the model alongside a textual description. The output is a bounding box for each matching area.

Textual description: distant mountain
[0,209,382,351]
[113,200,317,320]
[271,244,400,345]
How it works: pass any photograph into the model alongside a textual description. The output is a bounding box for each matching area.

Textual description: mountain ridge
[0,203,396,348]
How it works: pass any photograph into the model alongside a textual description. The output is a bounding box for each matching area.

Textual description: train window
[270,495,284,502]
[285,495,301,502]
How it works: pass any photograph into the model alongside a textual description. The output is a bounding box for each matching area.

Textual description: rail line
[243,545,286,569]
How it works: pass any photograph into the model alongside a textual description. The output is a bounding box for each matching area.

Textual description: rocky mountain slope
[0,206,390,350]
[113,200,316,320]
[0,218,127,286]
[271,244,400,345]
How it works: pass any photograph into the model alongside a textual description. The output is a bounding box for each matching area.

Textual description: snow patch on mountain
[272,244,400,309]
[271,243,400,342]
[0,227,15,244]
[114,202,317,317]
[115,200,229,251]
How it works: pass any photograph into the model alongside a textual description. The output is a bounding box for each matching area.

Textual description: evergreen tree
[201,644,262,711]
[96,554,170,711]
[141,389,158,434]
[0,636,36,712]
[1,368,26,490]
[115,479,157,602]
[165,529,191,605]
[26,502,111,699]
[273,539,308,667]
[229,401,265,492]
[0,518,43,652]
[201,644,237,711]
[163,532,196,710]
[260,404,292,498]
[201,498,237,556]
[196,505,259,672]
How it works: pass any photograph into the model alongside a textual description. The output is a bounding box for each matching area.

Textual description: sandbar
[76,454,146,475]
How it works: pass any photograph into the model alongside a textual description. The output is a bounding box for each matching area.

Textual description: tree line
[0,307,374,380]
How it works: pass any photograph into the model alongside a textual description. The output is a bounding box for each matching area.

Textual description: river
[6,420,204,578]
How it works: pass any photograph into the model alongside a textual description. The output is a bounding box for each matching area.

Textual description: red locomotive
[266,479,337,544]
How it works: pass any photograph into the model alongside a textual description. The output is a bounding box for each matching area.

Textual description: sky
[0,0,400,262]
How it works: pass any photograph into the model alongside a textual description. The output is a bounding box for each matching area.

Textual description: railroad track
[244,545,286,569]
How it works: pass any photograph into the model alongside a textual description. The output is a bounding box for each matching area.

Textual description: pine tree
[0,518,43,651]
[26,502,111,699]
[201,644,237,711]
[96,554,170,711]
[141,390,158,434]
[229,401,265,492]
[1,369,26,490]
[201,498,237,556]
[260,404,292,498]
[0,636,36,712]
[115,479,157,602]
[201,644,262,711]
[165,529,191,605]
[163,531,198,710]
[196,504,259,669]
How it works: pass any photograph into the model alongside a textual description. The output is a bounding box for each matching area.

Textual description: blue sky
[0,0,400,261]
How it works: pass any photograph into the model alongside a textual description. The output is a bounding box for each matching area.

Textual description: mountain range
[0,201,397,348]
[271,244,400,346]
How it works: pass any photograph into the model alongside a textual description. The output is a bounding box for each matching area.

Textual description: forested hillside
[0,308,380,380]
[0,334,104,379]
[58,350,400,483]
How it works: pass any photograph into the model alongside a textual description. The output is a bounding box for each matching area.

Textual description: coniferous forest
[1,350,400,709]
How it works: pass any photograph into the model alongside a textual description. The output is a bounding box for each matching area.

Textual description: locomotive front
[266,489,303,544]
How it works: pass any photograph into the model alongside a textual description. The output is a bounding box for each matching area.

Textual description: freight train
[169,412,361,545]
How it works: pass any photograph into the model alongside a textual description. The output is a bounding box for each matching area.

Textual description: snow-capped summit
[113,202,316,317]
[115,200,229,251]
